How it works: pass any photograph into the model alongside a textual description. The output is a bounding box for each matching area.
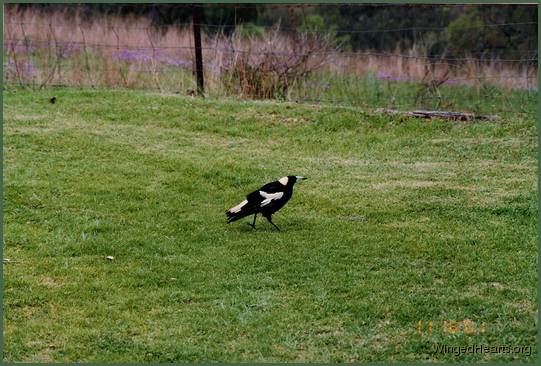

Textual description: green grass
[3,87,538,362]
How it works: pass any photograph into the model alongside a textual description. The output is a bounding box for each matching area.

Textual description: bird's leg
[247,214,257,229]
[266,216,281,231]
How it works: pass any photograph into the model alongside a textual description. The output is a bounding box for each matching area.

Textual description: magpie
[226,175,307,231]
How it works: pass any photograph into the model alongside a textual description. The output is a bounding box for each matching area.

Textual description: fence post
[192,5,204,96]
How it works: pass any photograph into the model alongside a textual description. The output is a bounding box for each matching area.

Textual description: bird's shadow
[237,224,281,233]
[231,219,307,233]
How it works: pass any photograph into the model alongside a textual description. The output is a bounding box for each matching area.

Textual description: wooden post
[192,5,204,96]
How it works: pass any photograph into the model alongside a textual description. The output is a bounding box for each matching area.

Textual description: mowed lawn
[3,88,538,362]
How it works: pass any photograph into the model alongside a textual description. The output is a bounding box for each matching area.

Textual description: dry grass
[4,5,538,94]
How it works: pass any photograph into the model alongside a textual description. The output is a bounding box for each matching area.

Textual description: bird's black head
[280,175,307,186]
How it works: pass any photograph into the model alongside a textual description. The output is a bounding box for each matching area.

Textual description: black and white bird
[226,175,307,231]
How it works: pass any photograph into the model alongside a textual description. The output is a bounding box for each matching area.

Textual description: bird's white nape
[278,176,289,185]
[229,199,248,213]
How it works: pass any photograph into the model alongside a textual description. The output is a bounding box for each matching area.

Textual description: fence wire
[3,3,538,117]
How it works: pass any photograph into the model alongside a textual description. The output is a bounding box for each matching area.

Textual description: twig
[39,22,62,89]
[19,21,34,88]
[146,28,163,92]
[111,26,128,87]
[79,25,94,88]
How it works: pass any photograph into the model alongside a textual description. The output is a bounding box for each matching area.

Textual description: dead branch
[376,108,500,122]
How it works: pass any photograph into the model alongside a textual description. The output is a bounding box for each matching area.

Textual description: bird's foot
[246,223,256,229]
[269,222,281,231]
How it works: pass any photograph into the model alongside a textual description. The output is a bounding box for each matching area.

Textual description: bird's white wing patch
[259,191,284,206]
[229,199,248,213]
[278,176,289,185]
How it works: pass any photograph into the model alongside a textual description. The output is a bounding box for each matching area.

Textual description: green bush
[235,22,264,39]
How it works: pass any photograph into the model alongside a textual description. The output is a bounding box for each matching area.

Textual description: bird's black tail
[226,201,258,224]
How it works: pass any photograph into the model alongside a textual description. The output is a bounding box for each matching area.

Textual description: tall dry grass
[4,6,196,90]
[4,5,538,95]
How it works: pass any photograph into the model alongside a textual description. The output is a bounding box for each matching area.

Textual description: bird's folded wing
[245,180,284,205]
[259,191,284,206]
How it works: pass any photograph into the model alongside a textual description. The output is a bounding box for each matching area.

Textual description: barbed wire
[4,38,538,65]
[4,20,538,35]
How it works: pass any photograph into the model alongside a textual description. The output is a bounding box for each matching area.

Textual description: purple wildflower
[114,49,154,63]
[376,71,392,80]
[4,42,34,54]
[376,71,409,82]
[393,75,409,82]
[158,56,191,68]
[61,43,79,59]
[25,60,34,75]
[208,64,221,76]
[19,43,34,54]
[114,48,192,69]
[5,57,16,79]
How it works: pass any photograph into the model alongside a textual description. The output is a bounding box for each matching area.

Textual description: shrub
[218,26,337,99]
[235,22,264,39]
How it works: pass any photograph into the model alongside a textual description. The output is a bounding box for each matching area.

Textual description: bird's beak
[296,176,307,181]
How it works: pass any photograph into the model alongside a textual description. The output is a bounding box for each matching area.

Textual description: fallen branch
[376,108,500,122]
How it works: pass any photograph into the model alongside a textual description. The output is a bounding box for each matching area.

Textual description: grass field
[3,87,538,362]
